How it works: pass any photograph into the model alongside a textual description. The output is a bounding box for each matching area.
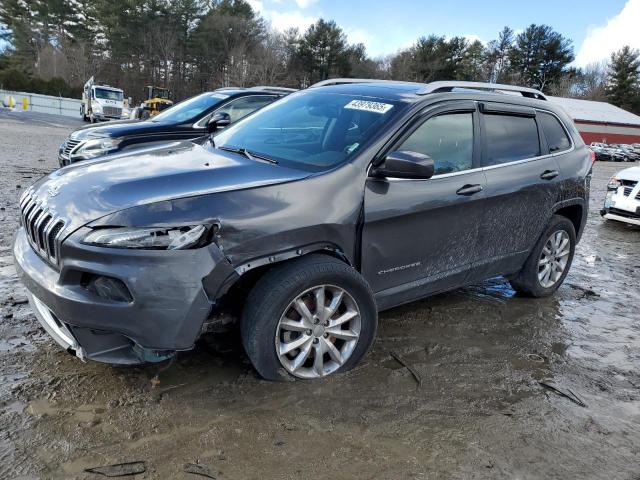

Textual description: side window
[483,114,540,166]
[399,113,474,175]
[216,95,276,123]
[538,111,572,153]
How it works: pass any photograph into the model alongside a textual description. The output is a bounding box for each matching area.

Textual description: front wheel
[510,215,576,297]
[241,255,377,381]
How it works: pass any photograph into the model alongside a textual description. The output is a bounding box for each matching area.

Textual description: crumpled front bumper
[13,227,237,364]
[601,188,640,226]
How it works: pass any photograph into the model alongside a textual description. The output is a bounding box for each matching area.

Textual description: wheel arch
[211,244,355,321]
[552,199,587,240]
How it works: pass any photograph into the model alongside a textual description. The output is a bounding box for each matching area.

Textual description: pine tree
[607,46,640,114]
[509,24,574,92]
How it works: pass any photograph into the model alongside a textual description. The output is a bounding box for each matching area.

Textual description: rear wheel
[241,255,377,381]
[510,215,576,297]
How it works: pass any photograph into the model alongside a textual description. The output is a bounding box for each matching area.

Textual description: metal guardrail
[0,89,81,118]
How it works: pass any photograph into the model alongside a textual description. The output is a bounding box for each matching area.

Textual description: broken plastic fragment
[84,461,146,477]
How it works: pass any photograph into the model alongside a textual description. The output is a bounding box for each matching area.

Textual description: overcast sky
[249,0,640,66]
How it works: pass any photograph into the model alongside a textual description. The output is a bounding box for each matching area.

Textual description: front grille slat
[48,222,65,261]
[19,194,66,267]
[27,205,42,240]
[103,106,122,117]
[63,139,81,156]
[36,214,52,250]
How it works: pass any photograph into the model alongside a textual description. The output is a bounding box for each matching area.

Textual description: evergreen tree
[297,19,348,83]
[607,45,640,114]
[485,26,514,83]
[508,24,574,91]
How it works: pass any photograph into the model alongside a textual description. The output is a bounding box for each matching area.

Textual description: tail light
[588,148,596,165]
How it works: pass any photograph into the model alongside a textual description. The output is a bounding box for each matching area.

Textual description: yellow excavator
[132,86,173,119]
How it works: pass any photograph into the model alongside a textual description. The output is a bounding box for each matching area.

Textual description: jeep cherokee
[14,80,592,380]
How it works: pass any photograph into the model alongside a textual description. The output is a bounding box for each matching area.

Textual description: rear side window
[538,112,571,153]
[399,113,474,175]
[216,95,276,123]
[483,114,540,166]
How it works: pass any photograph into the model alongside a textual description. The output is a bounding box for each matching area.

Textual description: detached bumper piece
[13,226,237,365]
[601,207,640,226]
[27,291,174,365]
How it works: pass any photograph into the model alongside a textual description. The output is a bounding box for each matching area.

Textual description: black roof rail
[248,86,298,94]
[309,78,547,100]
[309,78,423,88]
[418,81,547,100]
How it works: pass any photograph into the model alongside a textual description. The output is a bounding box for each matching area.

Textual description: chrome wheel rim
[275,285,361,379]
[538,230,571,288]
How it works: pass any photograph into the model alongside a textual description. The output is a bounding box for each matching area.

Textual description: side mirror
[372,151,435,180]
[207,112,231,134]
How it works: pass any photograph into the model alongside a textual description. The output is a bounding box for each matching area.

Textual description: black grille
[19,192,66,266]
[623,186,634,196]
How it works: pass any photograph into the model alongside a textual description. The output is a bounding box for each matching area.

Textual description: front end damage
[13,225,239,364]
[601,176,640,226]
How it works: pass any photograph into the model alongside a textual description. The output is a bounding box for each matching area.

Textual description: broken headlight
[83,225,209,250]
[607,176,621,191]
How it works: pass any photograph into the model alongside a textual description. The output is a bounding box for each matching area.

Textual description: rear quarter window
[538,111,572,153]
[483,114,540,166]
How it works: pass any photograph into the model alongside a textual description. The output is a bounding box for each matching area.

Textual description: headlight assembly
[607,176,621,191]
[83,225,210,250]
[71,138,122,160]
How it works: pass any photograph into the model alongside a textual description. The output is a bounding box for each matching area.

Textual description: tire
[510,215,576,298]
[240,254,377,381]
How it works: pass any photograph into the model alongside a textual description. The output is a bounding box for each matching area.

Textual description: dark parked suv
[15,80,591,380]
[58,86,295,167]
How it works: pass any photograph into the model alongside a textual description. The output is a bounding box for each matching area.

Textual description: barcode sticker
[344,100,394,114]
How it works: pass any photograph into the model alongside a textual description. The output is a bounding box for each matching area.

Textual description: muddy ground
[0,109,639,480]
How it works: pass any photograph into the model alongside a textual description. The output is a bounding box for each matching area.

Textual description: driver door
[362,102,488,306]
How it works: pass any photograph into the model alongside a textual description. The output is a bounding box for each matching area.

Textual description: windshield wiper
[217,145,278,164]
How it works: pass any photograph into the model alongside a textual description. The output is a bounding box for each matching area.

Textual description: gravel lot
[1,109,639,480]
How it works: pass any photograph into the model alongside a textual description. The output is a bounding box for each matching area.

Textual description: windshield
[214,91,403,171]
[152,92,229,123]
[94,88,123,101]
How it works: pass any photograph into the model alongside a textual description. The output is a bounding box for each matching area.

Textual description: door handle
[456,184,483,196]
[540,169,559,180]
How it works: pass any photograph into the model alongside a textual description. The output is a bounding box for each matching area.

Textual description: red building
[548,96,640,145]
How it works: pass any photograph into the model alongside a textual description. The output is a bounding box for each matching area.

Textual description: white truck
[81,77,125,123]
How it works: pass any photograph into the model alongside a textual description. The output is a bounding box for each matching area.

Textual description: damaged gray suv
[14,80,592,380]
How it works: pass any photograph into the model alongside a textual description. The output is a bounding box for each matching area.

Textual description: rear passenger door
[473,103,564,278]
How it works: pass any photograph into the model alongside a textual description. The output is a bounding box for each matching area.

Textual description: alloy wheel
[538,230,571,288]
[275,285,361,379]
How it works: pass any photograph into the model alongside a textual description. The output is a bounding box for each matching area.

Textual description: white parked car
[601,165,640,226]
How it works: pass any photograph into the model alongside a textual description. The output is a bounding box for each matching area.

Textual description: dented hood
[24,141,310,234]
[616,165,640,182]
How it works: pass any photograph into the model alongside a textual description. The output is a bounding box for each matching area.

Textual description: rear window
[538,111,572,153]
[483,114,540,166]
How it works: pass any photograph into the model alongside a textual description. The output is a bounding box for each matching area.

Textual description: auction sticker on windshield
[344,100,394,114]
